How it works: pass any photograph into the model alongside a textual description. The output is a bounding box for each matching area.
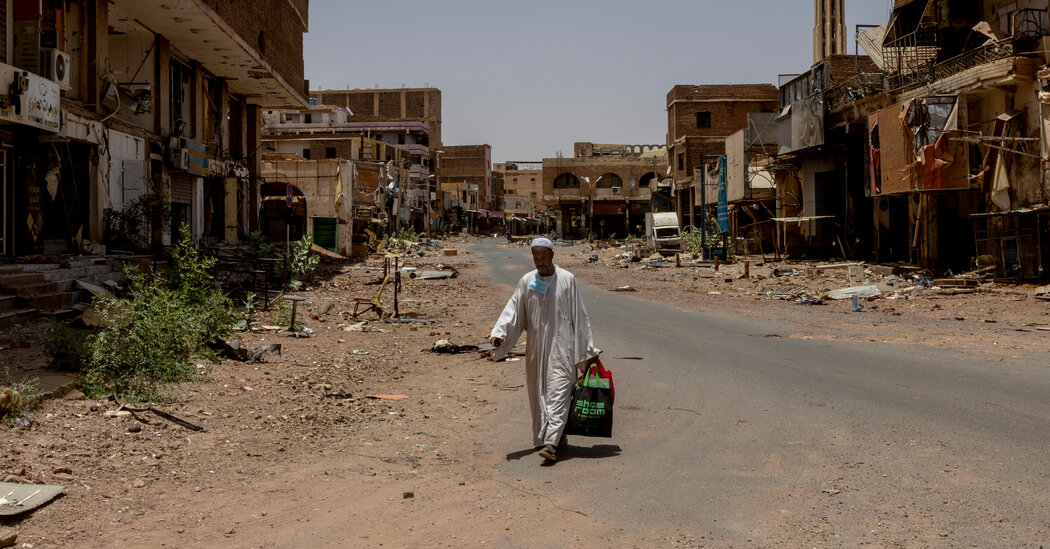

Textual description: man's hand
[490,337,503,348]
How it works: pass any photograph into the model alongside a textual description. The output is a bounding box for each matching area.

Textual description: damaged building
[821,0,1050,278]
[0,0,310,258]
[542,142,667,240]
[666,84,780,234]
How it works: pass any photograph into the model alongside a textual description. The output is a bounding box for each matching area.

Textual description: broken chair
[352,276,389,319]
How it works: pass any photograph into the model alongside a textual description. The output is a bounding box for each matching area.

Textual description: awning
[109,0,307,107]
[884,0,934,45]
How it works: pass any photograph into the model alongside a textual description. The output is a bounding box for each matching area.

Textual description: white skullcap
[530,237,554,250]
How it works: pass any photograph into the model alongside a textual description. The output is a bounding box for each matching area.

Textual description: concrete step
[42,264,111,281]
[0,295,15,313]
[20,291,77,310]
[0,272,47,287]
[1,281,59,296]
[0,307,40,330]
[0,263,60,275]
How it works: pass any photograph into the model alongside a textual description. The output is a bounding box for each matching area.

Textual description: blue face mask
[528,278,550,295]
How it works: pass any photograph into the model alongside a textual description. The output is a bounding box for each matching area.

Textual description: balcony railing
[825,72,885,111]
[887,38,1016,93]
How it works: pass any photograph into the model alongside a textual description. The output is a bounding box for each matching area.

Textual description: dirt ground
[0,236,1047,547]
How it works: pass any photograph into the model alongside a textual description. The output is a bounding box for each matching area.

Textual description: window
[302,148,311,159]
[677,153,684,171]
[304,113,313,123]
[397,134,406,145]
[325,147,336,159]
[530,178,535,182]
[696,111,711,129]
[530,191,537,197]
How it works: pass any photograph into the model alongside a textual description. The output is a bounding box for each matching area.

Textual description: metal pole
[700,165,707,259]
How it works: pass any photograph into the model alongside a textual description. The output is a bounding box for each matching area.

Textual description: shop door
[0,150,6,255]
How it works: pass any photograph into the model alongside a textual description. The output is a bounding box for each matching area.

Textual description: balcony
[825,73,886,112]
[109,0,307,107]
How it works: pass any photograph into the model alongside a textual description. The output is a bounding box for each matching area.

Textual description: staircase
[0,256,152,328]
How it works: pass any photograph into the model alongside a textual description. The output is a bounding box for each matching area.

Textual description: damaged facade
[775,0,1050,280]
[439,144,497,233]
[666,85,780,233]
[542,142,666,240]
[0,0,310,257]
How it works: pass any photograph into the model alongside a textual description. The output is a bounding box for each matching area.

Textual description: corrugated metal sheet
[171,175,193,204]
[857,25,888,70]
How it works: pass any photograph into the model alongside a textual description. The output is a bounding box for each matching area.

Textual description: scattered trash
[822,488,841,496]
[413,270,458,280]
[772,267,795,277]
[242,386,253,391]
[250,343,282,362]
[610,285,637,292]
[430,339,479,354]
[365,394,407,400]
[851,295,867,312]
[214,339,250,361]
[11,415,30,430]
[0,482,64,516]
[826,285,881,300]
[797,298,825,306]
[588,254,599,263]
[500,384,525,390]
[323,393,353,400]
[762,283,810,300]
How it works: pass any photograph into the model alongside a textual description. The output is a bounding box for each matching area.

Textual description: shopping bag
[565,362,614,438]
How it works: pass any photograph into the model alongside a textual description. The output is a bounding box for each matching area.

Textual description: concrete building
[496,162,545,213]
[542,143,667,240]
[259,157,353,255]
[309,87,441,162]
[0,0,309,257]
[439,145,497,231]
[814,0,846,64]
[666,85,780,231]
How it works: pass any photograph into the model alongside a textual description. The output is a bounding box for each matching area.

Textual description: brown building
[309,88,442,158]
[666,84,779,228]
[439,144,494,211]
[495,162,544,213]
[542,143,667,240]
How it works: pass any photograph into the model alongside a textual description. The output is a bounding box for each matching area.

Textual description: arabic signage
[0,63,60,133]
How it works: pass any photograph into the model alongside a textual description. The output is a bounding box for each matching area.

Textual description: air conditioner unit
[168,147,190,171]
[611,186,621,194]
[40,49,71,90]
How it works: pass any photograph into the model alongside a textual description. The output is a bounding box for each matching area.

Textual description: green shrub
[1,368,44,425]
[275,235,319,291]
[272,300,302,331]
[78,229,238,403]
[43,319,94,371]
[386,227,419,253]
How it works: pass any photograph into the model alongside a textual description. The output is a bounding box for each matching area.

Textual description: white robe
[490,265,600,447]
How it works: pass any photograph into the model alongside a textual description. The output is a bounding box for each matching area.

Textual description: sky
[303,1,894,163]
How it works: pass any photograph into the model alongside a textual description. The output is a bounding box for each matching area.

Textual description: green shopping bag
[565,361,614,438]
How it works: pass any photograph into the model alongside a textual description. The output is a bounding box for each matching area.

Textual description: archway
[553,173,580,189]
[260,182,307,242]
[596,173,622,189]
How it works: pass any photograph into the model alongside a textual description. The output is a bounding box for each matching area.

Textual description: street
[5,239,1050,547]
[482,241,1050,546]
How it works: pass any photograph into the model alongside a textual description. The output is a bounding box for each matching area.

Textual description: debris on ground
[0,482,65,516]
[429,339,480,354]
[826,285,881,300]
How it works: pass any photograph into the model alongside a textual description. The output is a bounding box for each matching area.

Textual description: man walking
[490,238,600,462]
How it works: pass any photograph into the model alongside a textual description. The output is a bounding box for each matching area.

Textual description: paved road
[479,241,1050,546]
